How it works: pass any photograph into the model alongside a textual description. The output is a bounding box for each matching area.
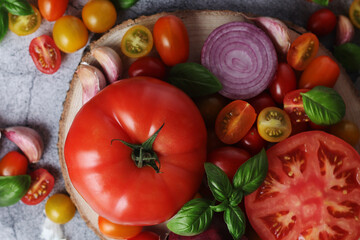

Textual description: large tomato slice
[245,131,360,240]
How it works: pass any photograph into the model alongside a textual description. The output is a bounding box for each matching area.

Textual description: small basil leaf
[167,198,213,236]
[204,162,233,202]
[229,188,243,207]
[334,43,360,72]
[301,86,345,125]
[224,205,246,240]
[0,175,31,207]
[233,149,268,195]
[4,0,33,15]
[0,6,9,42]
[312,0,329,6]
[110,0,138,10]
[168,62,222,97]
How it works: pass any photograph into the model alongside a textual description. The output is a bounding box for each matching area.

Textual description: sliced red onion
[201,22,277,100]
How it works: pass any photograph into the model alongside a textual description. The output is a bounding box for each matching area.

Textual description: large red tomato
[245,131,360,240]
[64,77,207,225]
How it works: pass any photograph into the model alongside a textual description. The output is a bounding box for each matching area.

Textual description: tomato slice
[121,25,153,58]
[257,107,292,142]
[21,168,54,205]
[245,131,360,240]
[8,5,41,36]
[287,33,319,71]
[350,0,360,29]
[215,100,257,144]
[29,35,61,74]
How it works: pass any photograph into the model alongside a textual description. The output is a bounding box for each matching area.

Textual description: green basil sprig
[334,43,360,73]
[0,175,31,207]
[301,86,345,125]
[167,149,268,239]
[0,6,8,42]
[110,0,139,10]
[168,62,222,97]
[312,0,329,6]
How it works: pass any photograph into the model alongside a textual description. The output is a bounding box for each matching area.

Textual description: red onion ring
[201,22,278,100]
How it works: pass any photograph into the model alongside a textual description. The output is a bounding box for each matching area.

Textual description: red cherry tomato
[38,0,68,22]
[0,151,28,176]
[128,56,167,79]
[269,63,297,104]
[247,91,277,114]
[307,9,337,37]
[153,15,189,66]
[129,231,160,240]
[237,126,267,156]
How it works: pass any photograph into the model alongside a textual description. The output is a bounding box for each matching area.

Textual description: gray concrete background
[0,0,359,239]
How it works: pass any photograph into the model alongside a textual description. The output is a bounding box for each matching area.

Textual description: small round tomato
[287,32,319,71]
[29,35,61,74]
[38,0,68,21]
[307,9,337,36]
[98,216,143,239]
[8,4,41,36]
[128,56,166,79]
[247,91,277,114]
[195,93,229,127]
[207,146,251,180]
[257,107,292,142]
[153,15,189,66]
[299,56,340,89]
[53,16,88,53]
[121,25,153,58]
[329,119,360,146]
[215,100,257,145]
[82,0,117,33]
[349,0,360,29]
[237,126,267,156]
[21,168,54,205]
[207,129,226,152]
[128,231,160,240]
[45,193,76,224]
[0,151,28,176]
[269,63,297,104]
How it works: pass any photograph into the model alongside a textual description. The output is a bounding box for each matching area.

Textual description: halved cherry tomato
[269,63,297,104]
[98,216,143,239]
[299,55,340,89]
[307,9,337,36]
[153,15,189,66]
[0,151,28,176]
[237,126,267,156]
[29,35,61,74]
[257,107,292,142]
[21,168,54,205]
[82,0,117,33]
[287,33,319,71]
[121,25,153,58]
[247,91,277,114]
[195,93,229,127]
[350,0,360,29]
[45,193,76,224]
[8,5,41,36]
[128,56,167,79]
[215,100,257,145]
[329,119,360,146]
[38,0,68,22]
[128,231,160,240]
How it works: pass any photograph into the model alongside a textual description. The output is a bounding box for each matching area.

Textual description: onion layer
[201,22,277,100]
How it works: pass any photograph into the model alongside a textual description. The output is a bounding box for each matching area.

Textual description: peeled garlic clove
[77,64,106,105]
[91,46,123,83]
[336,15,354,46]
[3,126,44,163]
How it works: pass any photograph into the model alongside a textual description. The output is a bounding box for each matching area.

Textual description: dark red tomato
[245,131,360,240]
[29,35,61,74]
[128,56,166,79]
[153,15,189,66]
[207,146,251,180]
[269,63,297,104]
[237,126,267,156]
[247,91,277,114]
[21,168,54,205]
[0,151,28,176]
[195,93,229,127]
[38,0,68,22]
[129,231,160,240]
[307,9,337,37]
[206,129,226,152]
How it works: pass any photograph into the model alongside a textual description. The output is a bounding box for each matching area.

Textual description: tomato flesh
[8,5,41,36]
[245,131,360,240]
[121,25,153,58]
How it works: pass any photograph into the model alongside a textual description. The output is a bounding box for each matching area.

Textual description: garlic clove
[91,46,123,83]
[76,64,107,105]
[3,126,44,163]
[336,15,355,46]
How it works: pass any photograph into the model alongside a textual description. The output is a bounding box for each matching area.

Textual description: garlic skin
[336,15,355,46]
[3,126,44,163]
[91,46,123,83]
[76,64,106,105]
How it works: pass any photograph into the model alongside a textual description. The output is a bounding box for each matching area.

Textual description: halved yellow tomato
[8,5,41,36]
[121,25,153,58]
[350,0,360,28]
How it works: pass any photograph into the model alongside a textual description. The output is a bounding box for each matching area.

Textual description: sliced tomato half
[120,25,153,58]
[245,131,360,240]
[8,5,41,36]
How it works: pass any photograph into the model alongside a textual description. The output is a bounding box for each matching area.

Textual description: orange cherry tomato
[98,216,143,239]
[329,119,360,146]
[82,0,117,33]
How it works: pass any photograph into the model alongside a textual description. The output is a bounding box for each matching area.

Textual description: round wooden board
[58,10,360,240]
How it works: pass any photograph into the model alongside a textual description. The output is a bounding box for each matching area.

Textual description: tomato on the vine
[128,56,167,79]
[82,0,117,33]
[307,9,337,36]
[329,119,360,146]
[45,193,76,224]
[121,25,153,58]
[269,63,297,104]
[98,216,143,239]
[0,151,28,176]
[237,126,267,156]
[247,91,277,114]
[8,4,41,36]
[349,0,360,29]
[38,0,68,22]
[129,231,160,240]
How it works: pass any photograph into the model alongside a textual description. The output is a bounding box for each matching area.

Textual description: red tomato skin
[64,77,207,225]
[269,63,297,104]
[38,0,68,22]
[247,91,277,114]
[236,126,267,156]
[153,15,189,66]
[0,151,28,176]
[307,9,337,37]
[129,231,160,240]
[128,56,167,79]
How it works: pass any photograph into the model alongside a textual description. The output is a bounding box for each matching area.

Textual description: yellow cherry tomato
[121,25,153,58]
[45,193,76,224]
[350,0,360,28]
[8,5,41,36]
[82,0,117,33]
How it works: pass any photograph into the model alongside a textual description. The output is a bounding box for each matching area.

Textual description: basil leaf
[4,0,33,15]
[204,162,233,202]
[233,149,268,195]
[301,86,345,125]
[334,43,360,72]
[167,198,213,236]
[229,188,243,207]
[110,0,138,10]
[224,206,246,240]
[0,175,31,207]
[168,62,222,97]
[0,6,9,42]
[312,0,329,6]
